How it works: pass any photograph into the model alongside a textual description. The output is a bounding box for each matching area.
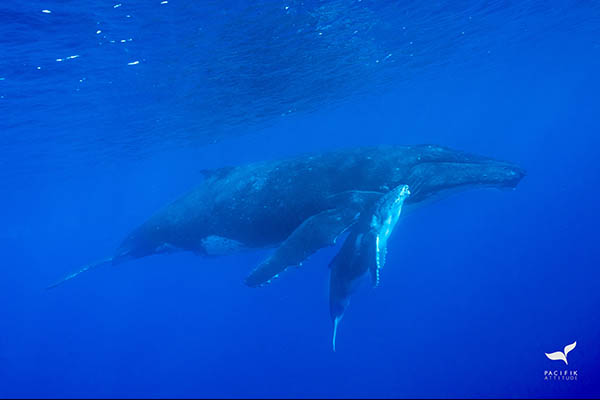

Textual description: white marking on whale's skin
[201,235,247,256]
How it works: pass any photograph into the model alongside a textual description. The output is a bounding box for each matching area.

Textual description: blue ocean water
[1,0,600,398]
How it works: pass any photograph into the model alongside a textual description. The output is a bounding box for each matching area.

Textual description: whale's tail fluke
[46,257,113,290]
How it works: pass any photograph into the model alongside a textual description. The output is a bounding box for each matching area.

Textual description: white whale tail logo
[545,341,576,365]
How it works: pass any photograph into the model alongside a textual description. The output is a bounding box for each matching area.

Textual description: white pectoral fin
[545,351,568,364]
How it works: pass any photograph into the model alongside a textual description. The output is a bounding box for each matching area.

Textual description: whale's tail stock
[46,244,138,290]
[46,257,114,290]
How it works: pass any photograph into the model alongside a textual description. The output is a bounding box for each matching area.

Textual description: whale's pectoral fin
[245,208,358,287]
[245,192,383,287]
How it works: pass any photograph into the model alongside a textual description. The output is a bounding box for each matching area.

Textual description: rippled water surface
[2,1,599,173]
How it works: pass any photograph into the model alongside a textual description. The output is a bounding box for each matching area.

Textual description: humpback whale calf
[329,184,411,351]
[49,144,525,290]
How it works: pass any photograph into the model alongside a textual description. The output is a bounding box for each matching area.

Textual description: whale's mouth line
[404,159,525,198]
[409,152,526,174]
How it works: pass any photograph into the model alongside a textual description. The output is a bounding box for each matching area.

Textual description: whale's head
[390,145,526,203]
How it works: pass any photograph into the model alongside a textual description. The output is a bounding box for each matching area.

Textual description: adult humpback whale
[48,144,525,289]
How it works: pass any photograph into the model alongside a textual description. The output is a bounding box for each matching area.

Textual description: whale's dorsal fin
[244,191,383,287]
